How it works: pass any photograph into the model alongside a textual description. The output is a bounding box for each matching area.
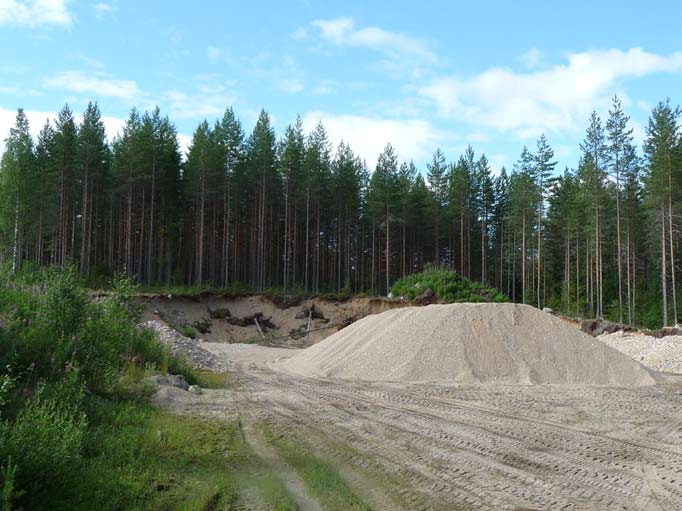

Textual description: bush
[0,267,201,507]
[391,267,507,303]
[179,325,197,339]
[43,265,88,340]
[0,377,87,500]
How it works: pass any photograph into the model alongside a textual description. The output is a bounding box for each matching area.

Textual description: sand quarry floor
[148,302,682,511]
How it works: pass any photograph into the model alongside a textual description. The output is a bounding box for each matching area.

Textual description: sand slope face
[282,303,657,385]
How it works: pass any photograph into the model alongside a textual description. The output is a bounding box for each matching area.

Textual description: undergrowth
[391,267,507,303]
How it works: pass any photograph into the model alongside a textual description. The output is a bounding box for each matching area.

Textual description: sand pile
[598,331,682,374]
[281,303,657,385]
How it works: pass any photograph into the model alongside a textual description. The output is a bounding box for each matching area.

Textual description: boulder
[146,374,189,391]
[207,305,231,319]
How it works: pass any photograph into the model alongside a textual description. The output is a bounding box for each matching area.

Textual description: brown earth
[140,293,410,347]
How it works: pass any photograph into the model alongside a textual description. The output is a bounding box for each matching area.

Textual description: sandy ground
[156,342,682,511]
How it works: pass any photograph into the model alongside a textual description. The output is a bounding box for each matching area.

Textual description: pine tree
[367,144,399,294]
[0,109,34,272]
[214,107,244,287]
[580,113,608,318]
[534,134,557,309]
[279,117,305,290]
[644,99,681,326]
[77,102,109,276]
[427,148,447,267]
[606,95,634,324]
[245,110,278,290]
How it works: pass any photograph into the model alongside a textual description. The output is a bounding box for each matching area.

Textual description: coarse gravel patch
[141,319,227,371]
[598,330,682,374]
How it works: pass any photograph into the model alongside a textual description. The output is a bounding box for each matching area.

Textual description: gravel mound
[282,303,657,385]
[598,331,682,374]
[141,320,226,371]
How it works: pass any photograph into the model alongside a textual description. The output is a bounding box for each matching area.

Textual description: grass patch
[391,266,507,303]
[34,400,300,511]
[193,370,236,389]
[261,424,372,511]
[179,324,198,339]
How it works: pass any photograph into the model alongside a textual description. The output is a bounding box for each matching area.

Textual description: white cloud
[94,1,117,20]
[301,111,441,168]
[312,79,339,96]
[311,17,436,64]
[207,46,221,62]
[176,133,192,157]
[0,0,71,27]
[291,26,307,40]
[520,47,542,68]
[45,70,140,101]
[164,87,236,119]
[419,48,682,138]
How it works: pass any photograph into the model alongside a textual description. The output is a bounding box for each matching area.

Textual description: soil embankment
[141,293,409,347]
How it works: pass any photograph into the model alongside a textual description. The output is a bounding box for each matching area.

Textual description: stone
[146,373,190,391]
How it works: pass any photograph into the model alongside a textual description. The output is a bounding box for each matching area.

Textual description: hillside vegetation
[0,266,264,510]
[391,268,507,303]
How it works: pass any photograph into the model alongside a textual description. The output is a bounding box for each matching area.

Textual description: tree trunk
[615,159,623,323]
[668,162,678,325]
[662,196,668,327]
[522,212,526,304]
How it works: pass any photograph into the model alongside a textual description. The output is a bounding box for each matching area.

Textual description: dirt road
[158,343,682,510]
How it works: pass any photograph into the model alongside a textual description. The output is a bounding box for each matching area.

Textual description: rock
[295,305,326,321]
[207,305,231,319]
[542,307,554,314]
[193,317,212,334]
[226,312,276,329]
[140,320,227,371]
[413,288,436,305]
[188,385,203,394]
[146,374,190,391]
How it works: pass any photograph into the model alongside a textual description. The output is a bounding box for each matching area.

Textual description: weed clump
[391,267,507,303]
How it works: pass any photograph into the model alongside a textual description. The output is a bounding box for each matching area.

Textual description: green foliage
[43,265,88,340]
[391,267,507,303]
[0,377,87,501]
[0,268,206,507]
[179,324,198,339]
[1,457,22,511]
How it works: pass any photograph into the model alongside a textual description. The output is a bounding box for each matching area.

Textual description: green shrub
[43,265,88,340]
[1,456,23,511]
[0,377,87,500]
[179,325,197,339]
[391,267,507,303]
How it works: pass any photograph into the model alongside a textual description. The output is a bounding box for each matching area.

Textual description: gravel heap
[282,303,657,385]
[141,319,226,372]
[597,331,682,374]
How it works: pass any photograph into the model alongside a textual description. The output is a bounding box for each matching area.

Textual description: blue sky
[1,0,681,172]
